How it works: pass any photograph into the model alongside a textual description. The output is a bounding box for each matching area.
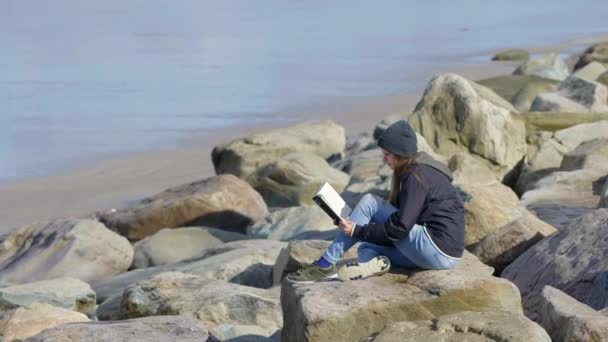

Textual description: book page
[316,182,351,219]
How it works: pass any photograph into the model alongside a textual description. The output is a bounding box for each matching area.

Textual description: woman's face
[381,149,398,169]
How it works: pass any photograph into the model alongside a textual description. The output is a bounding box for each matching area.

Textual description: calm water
[1,0,606,180]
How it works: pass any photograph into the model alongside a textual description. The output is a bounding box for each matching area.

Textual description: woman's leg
[395,224,461,270]
[322,194,397,264]
[357,242,417,268]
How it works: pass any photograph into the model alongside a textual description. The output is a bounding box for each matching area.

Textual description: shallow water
[1,0,607,180]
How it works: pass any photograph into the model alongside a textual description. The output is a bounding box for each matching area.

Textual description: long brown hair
[388,155,418,206]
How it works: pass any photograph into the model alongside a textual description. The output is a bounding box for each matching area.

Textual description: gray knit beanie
[377,120,417,157]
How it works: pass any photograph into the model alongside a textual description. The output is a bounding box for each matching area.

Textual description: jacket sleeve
[352,173,429,243]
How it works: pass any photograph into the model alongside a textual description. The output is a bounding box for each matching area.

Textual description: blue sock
[314,256,332,268]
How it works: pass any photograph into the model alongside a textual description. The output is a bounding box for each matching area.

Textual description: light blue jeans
[322,194,461,270]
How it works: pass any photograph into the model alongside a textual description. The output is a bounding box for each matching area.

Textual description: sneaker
[338,256,391,281]
[286,263,338,284]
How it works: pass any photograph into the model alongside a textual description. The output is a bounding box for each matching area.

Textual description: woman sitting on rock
[287,120,465,283]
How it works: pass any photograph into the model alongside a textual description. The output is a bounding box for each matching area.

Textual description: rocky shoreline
[1,42,608,341]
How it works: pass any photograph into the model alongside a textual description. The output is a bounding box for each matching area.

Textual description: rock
[212,120,346,178]
[492,49,530,61]
[554,120,608,151]
[476,74,547,103]
[335,148,385,183]
[247,152,350,207]
[600,177,608,208]
[131,227,246,269]
[573,61,608,81]
[0,219,133,286]
[341,175,391,209]
[471,211,557,273]
[344,133,376,155]
[0,278,96,315]
[273,240,359,285]
[248,206,335,241]
[502,209,608,314]
[531,76,608,113]
[368,311,550,342]
[281,253,521,342]
[560,138,608,171]
[99,174,269,240]
[574,41,608,70]
[513,53,570,81]
[96,295,127,321]
[448,152,500,186]
[598,70,608,86]
[410,73,526,179]
[512,78,559,112]
[25,315,216,342]
[121,272,282,341]
[93,239,287,302]
[528,137,569,171]
[0,303,89,341]
[537,286,608,341]
[523,112,608,132]
[520,168,605,207]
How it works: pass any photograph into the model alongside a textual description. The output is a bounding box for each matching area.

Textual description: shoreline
[1,34,606,232]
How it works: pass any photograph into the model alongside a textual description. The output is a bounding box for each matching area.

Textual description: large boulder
[409,73,526,179]
[492,49,530,61]
[448,152,500,186]
[131,227,246,268]
[0,219,132,286]
[25,316,217,342]
[599,70,608,87]
[574,41,608,70]
[553,120,608,151]
[281,253,523,342]
[212,120,346,178]
[0,303,89,341]
[99,174,269,240]
[511,78,559,112]
[248,206,335,241]
[513,53,570,81]
[560,138,608,172]
[120,272,282,341]
[502,209,608,313]
[247,152,350,207]
[573,61,608,81]
[520,168,605,207]
[537,286,608,341]
[0,278,96,315]
[531,76,608,113]
[93,239,286,302]
[368,311,550,341]
[526,132,570,171]
[476,74,548,103]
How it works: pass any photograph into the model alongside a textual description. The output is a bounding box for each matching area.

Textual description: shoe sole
[338,256,390,281]
[286,273,338,284]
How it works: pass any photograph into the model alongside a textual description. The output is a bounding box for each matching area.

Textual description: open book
[312,182,352,222]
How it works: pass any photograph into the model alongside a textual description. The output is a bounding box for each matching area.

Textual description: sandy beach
[1,33,607,233]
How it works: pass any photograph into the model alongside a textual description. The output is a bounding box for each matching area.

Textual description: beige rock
[131,226,245,268]
[537,286,608,341]
[0,302,89,341]
[0,219,132,286]
[0,277,96,315]
[212,120,346,178]
[598,70,608,86]
[492,49,530,61]
[281,253,521,342]
[25,315,215,342]
[560,138,608,172]
[247,152,350,207]
[410,73,526,179]
[100,174,269,240]
[502,209,608,314]
[520,168,604,206]
[369,311,550,342]
[476,74,548,103]
[471,211,557,273]
[448,152,500,186]
[529,137,569,170]
[558,76,608,112]
[574,41,608,70]
[248,206,335,241]
[512,78,559,112]
[530,92,590,112]
[121,272,282,341]
[554,120,608,150]
[573,61,608,81]
[513,53,570,81]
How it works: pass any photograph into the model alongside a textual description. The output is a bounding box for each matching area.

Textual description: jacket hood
[413,152,453,181]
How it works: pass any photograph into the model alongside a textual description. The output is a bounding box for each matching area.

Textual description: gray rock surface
[24,315,217,342]
[248,206,335,241]
[573,61,608,81]
[574,41,608,70]
[247,152,350,207]
[560,138,608,172]
[100,174,269,240]
[512,78,559,112]
[600,177,608,208]
[368,311,550,342]
[0,219,133,286]
[502,209,608,313]
[212,120,346,178]
[0,278,96,315]
[131,226,245,268]
[281,253,521,342]
[513,53,570,81]
[410,73,526,179]
[553,120,608,151]
[120,272,282,341]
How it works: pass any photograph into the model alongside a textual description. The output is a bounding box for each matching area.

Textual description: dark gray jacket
[352,152,465,258]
